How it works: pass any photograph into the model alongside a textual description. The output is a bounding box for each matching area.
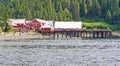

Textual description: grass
[82,18,120,34]
[109,24,120,34]
[28,30,40,35]
[83,21,120,34]
[83,21,110,29]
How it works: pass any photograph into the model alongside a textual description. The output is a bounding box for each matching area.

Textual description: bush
[3,25,11,32]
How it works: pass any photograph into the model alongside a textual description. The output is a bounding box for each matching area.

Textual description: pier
[41,29,112,38]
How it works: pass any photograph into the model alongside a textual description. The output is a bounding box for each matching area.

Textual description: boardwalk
[41,29,112,38]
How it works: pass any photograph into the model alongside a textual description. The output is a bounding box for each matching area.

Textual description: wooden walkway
[41,30,112,38]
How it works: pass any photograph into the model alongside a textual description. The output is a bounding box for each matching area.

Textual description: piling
[41,30,112,39]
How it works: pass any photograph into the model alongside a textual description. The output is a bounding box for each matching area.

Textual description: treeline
[0,0,120,24]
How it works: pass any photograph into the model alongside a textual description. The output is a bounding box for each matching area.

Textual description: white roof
[35,18,46,23]
[41,24,51,28]
[26,21,31,24]
[9,19,26,25]
[12,23,17,26]
[34,18,53,25]
[45,21,53,26]
[55,21,82,29]
[41,21,53,28]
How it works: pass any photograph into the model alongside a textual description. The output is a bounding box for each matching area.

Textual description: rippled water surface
[0,39,120,66]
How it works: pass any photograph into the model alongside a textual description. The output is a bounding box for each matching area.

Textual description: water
[0,39,120,66]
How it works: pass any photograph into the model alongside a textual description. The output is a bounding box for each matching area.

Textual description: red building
[9,19,26,30]
[41,21,54,32]
[28,18,46,30]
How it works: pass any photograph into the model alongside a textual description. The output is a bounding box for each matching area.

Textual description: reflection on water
[0,39,120,66]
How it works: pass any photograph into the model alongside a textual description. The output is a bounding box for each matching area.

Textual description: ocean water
[0,38,120,66]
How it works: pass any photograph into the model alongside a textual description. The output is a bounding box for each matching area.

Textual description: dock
[41,29,112,38]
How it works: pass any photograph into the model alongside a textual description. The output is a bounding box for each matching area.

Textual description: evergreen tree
[106,10,112,23]
[0,0,120,24]
[106,10,112,19]
[111,8,120,24]
[0,12,10,32]
[71,0,80,21]
[58,13,63,21]
[61,8,72,21]
[83,3,87,16]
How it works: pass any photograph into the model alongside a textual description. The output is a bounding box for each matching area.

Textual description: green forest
[0,0,120,24]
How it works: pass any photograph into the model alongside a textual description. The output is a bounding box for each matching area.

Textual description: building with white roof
[8,19,26,30]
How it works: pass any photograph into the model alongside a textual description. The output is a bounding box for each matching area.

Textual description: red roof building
[28,18,54,32]
[28,18,46,30]
[41,21,54,32]
[9,19,26,30]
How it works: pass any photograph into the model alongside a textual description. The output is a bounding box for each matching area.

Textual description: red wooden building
[28,18,54,32]
[9,19,26,30]
[41,21,54,32]
[28,18,46,30]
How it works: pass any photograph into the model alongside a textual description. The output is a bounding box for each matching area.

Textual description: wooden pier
[41,30,112,39]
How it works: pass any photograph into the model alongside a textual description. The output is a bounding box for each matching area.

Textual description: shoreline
[0,35,41,41]
[0,32,52,40]
[112,34,120,38]
[0,35,120,41]
[0,32,67,41]
[0,32,120,41]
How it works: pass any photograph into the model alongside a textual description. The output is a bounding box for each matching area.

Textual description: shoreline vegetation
[83,21,120,38]
[83,21,120,33]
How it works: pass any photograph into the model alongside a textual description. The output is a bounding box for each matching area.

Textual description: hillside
[0,0,120,24]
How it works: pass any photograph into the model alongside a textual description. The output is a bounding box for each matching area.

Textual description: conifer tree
[0,0,120,23]
[71,0,80,21]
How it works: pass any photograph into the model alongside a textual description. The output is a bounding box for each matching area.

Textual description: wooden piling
[43,30,112,39]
